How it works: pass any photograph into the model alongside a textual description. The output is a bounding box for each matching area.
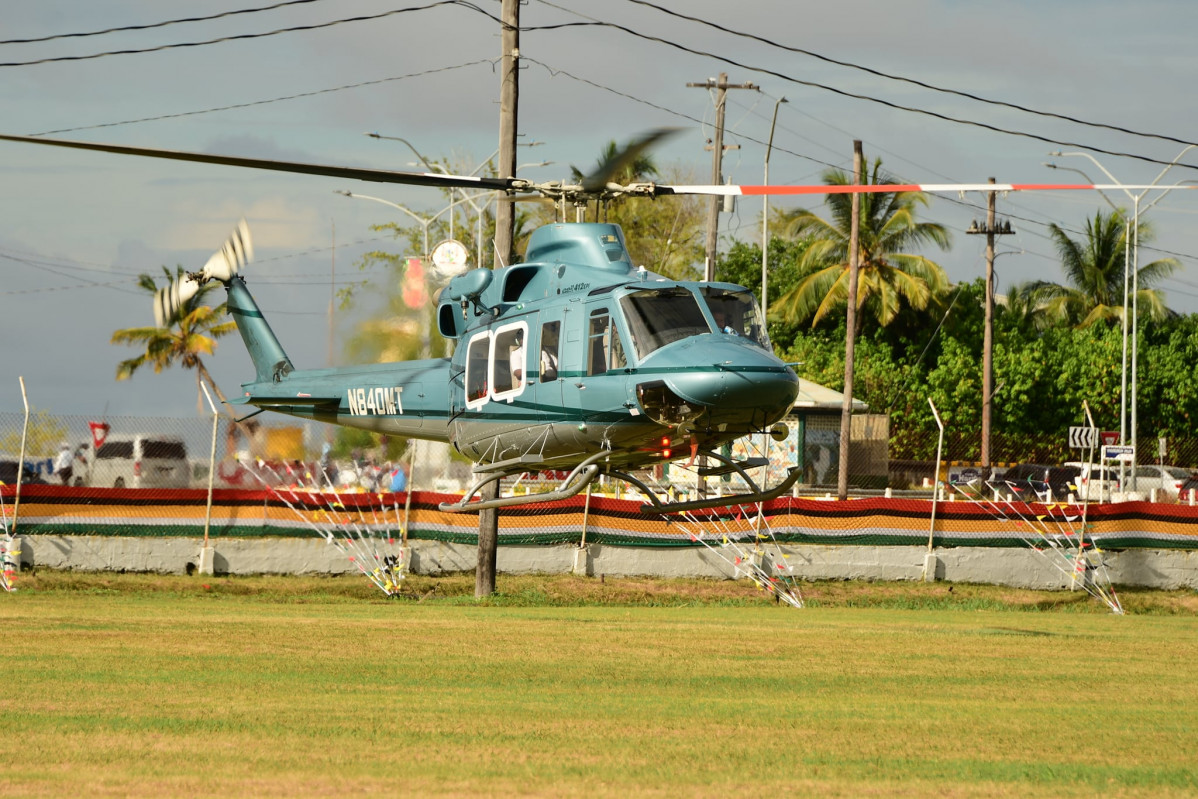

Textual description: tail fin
[225,277,294,385]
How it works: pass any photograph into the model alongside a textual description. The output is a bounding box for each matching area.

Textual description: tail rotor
[153,219,252,326]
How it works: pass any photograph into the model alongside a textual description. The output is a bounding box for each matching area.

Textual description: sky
[3,0,1198,420]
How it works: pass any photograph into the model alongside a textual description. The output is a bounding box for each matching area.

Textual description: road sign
[1102,444,1135,462]
[1100,430,1120,446]
[1068,426,1098,449]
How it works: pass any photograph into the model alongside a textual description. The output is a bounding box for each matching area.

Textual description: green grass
[2,573,1197,797]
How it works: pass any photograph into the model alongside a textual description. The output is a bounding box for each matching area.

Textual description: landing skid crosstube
[438,450,800,514]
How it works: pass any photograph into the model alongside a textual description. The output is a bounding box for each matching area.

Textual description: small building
[728,379,889,490]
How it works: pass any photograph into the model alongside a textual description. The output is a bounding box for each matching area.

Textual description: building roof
[793,378,869,412]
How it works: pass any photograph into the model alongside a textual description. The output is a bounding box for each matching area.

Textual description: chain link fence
[2,410,1197,517]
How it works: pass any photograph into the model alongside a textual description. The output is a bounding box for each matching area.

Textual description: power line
[619,0,1198,156]
[32,59,495,136]
[518,8,1198,174]
[0,0,332,45]
[0,0,468,68]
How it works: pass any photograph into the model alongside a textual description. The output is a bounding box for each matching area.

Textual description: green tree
[0,409,68,458]
[771,157,951,331]
[551,142,704,279]
[110,267,237,412]
[1029,210,1178,328]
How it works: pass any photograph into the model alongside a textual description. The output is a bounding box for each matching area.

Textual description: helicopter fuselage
[230,222,799,474]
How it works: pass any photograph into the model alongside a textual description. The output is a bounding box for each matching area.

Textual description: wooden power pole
[476,0,519,598]
[687,73,757,281]
[965,178,1013,478]
[837,140,863,501]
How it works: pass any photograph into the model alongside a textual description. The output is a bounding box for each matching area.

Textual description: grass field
[2,572,1197,797]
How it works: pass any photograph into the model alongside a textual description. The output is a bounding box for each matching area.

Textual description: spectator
[53,442,74,485]
[389,462,408,493]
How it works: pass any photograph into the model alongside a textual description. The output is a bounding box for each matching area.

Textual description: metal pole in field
[923,398,945,583]
[927,398,945,553]
[199,383,220,574]
[13,377,30,534]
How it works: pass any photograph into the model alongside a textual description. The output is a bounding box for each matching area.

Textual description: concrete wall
[11,534,1198,590]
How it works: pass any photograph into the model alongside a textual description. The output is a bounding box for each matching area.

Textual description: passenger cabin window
[587,309,626,375]
[491,325,526,397]
[540,321,560,382]
[465,334,490,404]
[619,288,709,360]
[702,287,770,349]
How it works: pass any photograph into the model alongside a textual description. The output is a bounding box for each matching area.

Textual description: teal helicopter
[0,130,804,513]
[2,131,1148,512]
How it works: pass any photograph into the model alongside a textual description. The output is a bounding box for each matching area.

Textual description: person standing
[53,442,74,485]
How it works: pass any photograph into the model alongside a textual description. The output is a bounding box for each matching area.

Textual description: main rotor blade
[658,181,1198,196]
[580,128,679,192]
[0,133,520,193]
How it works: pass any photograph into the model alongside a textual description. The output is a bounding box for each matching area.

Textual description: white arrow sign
[1068,426,1098,449]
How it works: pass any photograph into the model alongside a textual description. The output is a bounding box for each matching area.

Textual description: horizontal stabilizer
[231,394,340,408]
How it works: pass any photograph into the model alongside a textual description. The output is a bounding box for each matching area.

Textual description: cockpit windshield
[619,287,710,360]
[702,287,770,349]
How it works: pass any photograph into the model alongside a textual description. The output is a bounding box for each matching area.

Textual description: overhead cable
[0,0,331,45]
[0,0,465,67]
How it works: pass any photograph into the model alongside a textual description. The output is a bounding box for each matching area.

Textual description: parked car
[87,435,190,489]
[995,463,1052,500]
[1063,461,1122,501]
[1044,465,1083,501]
[1179,475,1198,504]
[1125,465,1192,501]
[0,458,49,485]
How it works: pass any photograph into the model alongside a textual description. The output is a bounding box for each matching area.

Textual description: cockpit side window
[587,309,626,375]
[702,287,770,349]
[619,288,709,360]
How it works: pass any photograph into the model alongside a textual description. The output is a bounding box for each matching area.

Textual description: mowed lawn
[1,574,1196,797]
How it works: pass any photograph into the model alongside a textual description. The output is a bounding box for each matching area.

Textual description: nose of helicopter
[658,337,798,413]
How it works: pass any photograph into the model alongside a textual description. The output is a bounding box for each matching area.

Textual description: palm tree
[998,281,1052,334]
[569,139,660,186]
[111,266,237,412]
[1029,210,1178,327]
[771,158,951,330]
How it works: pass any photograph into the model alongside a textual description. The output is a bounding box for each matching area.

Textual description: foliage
[110,265,237,413]
[775,273,1198,461]
[770,157,952,331]
[531,163,707,279]
[1028,210,1178,327]
[0,409,68,457]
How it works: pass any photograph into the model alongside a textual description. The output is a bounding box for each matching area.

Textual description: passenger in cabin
[540,325,559,381]
[510,331,526,384]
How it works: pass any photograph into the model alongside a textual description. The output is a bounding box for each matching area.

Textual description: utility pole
[688,73,758,281]
[475,0,519,598]
[965,178,1014,479]
[837,140,863,502]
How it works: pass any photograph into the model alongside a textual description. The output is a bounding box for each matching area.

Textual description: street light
[1046,145,1197,487]
[1044,160,1133,458]
[367,133,545,262]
